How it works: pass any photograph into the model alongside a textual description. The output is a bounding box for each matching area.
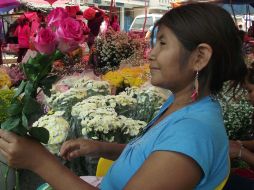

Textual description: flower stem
[15,170,19,190]
[4,167,9,190]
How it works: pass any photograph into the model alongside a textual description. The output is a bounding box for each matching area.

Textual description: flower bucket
[0,153,15,190]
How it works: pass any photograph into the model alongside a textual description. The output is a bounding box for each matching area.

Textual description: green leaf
[22,112,28,129]
[7,101,22,117]
[1,117,20,131]
[29,127,49,144]
[23,96,42,115]
[39,75,59,97]
[24,81,34,97]
[22,64,38,81]
[14,81,27,98]
[11,125,28,136]
[52,50,64,60]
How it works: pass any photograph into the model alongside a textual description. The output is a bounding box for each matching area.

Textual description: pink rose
[34,28,57,55]
[46,7,68,29]
[56,17,84,53]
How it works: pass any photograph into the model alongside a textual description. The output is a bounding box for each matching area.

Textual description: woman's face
[245,80,254,106]
[149,25,194,92]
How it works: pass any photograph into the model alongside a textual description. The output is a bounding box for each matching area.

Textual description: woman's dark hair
[153,3,247,95]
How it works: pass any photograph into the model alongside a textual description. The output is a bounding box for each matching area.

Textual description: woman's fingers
[0,129,18,143]
[67,149,83,160]
[60,139,80,158]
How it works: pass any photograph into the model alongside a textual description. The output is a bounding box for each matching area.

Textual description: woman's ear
[192,43,212,71]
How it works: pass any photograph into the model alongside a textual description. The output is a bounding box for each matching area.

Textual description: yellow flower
[102,71,124,87]
[102,64,151,88]
[0,69,11,89]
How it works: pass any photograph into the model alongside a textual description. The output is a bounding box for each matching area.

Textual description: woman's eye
[160,41,166,45]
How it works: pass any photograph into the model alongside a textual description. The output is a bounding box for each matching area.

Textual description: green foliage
[0,51,64,143]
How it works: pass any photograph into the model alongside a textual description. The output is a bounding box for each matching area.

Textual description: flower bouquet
[32,111,70,154]
[0,7,85,190]
[120,86,167,122]
[91,28,147,74]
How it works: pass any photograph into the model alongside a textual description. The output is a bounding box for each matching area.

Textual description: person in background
[109,15,120,32]
[14,17,30,63]
[83,6,104,50]
[248,21,254,38]
[223,65,254,190]
[0,3,247,190]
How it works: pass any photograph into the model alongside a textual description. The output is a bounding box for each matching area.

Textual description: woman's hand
[0,129,50,171]
[60,138,101,161]
[229,140,242,159]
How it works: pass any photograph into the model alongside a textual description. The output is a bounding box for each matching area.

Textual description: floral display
[91,28,147,74]
[32,111,70,154]
[0,69,12,89]
[71,86,167,143]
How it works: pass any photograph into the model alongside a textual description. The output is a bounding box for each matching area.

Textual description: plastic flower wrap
[0,69,12,89]
[32,111,70,154]
[47,88,88,118]
[0,88,14,123]
[73,79,111,96]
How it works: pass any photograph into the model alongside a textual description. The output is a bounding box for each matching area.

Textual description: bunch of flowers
[32,111,70,154]
[0,69,12,89]
[102,64,150,91]
[47,88,88,116]
[80,107,146,143]
[70,86,166,142]
[92,28,147,74]
[47,80,111,119]
[1,7,84,144]
[218,84,254,140]
[120,86,167,122]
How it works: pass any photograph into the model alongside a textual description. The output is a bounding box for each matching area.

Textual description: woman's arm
[124,151,202,190]
[60,138,126,161]
[230,140,254,168]
[0,130,98,190]
[241,140,254,152]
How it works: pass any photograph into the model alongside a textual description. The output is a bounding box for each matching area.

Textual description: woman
[224,65,254,190]
[14,18,30,63]
[0,3,247,190]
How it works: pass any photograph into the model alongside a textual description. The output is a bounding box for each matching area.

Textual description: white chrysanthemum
[32,113,70,154]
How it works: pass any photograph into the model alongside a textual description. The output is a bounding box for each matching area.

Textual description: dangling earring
[191,70,199,102]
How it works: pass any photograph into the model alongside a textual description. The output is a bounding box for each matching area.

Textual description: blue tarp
[220,4,254,14]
